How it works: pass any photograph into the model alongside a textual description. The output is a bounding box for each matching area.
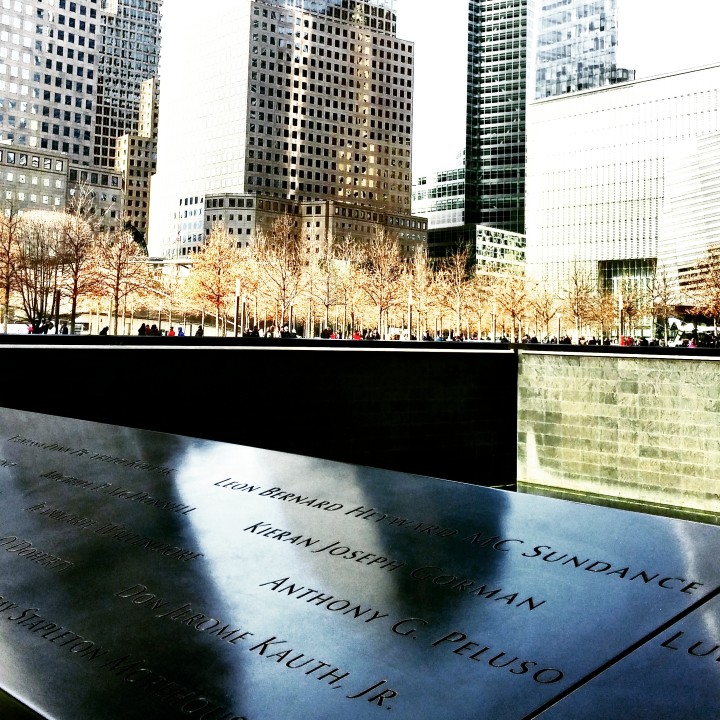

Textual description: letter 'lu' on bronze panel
[0,407,720,719]
[534,591,720,718]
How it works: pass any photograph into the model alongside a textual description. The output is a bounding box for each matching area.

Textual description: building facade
[115,76,157,241]
[0,0,161,225]
[412,153,465,231]
[94,0,161,169]
[149,0,426,259]
[525,64,720,301]
[533,0,634,99]
[464,0,528,235]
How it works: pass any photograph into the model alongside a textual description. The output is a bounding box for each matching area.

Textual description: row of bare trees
[3,197,720,339]
[161,223,686,341]
[0,195,154,334]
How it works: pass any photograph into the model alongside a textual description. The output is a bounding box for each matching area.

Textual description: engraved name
[345,505,458,538]
[661,630,720,660]
[7,434,174,475]
[259,576,390,624]
[116,584,254,645]
[39,470,196,515]
[243,520,404,571]
[409,565,546,611]
[0,534,73,572]
[0,594,244,719]
[430,629,565,684]
[461,531,705,595]
[25,503,203,562]
[250,636,400,710]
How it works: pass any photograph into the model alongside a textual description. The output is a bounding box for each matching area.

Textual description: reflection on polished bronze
[0,407,719,719]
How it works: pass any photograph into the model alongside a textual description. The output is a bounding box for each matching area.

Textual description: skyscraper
[464,0,528,235]
[0,0,162,230]
[0,0,161,165]
[94,0,162,169]
[525,64,720,303]
[148,0,427,259]
[533,0,634,99]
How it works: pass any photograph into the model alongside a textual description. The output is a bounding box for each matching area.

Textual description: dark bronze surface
[0,407,719,719]
[536,593,720,718]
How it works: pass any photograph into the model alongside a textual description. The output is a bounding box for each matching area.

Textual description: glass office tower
[534,0,634,99]
[526,64,720,301]
[465,0,528,235]
[94,0,163,169]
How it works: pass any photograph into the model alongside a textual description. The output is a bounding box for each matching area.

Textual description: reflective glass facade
[412,158,465,230]
[525,64,720,296]
[534,0,634,99]
[465,0,527,235]
[264,0,397,33]
[95,0,162,168]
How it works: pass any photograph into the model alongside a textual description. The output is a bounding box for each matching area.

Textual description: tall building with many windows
[533,0,634,99]
[525,63,720,305]
[465,0,528,235]
[94,0,162,169]
[411,0,528,265]
[0,0,162,231]
[148,0,427,259]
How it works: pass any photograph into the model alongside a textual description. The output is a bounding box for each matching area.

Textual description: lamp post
[234,280,240,337]
[408,288,413,340]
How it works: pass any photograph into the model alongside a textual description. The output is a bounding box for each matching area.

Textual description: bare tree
[185,225,242,336]
[562,262,596,341]
[308,230,344,333]
[435,244,473,337]
[590,290,617,342]
[252,215,308,333]
[0,208,20,333]
[493,271,531,341]
[618,276,644,339]
[404,246,435,339]
[464,271,493,340]
[355,227,404,338]
[232,246,261,334]
[91,230,152,335]
[648,265,679,344]
[690,245,720,334]
[14,211,65,332]
[335,234,364,337]
[530,283,560,341]
[61,190,101,333]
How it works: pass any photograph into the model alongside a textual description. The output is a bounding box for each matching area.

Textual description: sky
[395,0,468,178]
[396,0,720,179]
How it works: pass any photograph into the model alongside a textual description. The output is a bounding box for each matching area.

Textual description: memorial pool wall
[0,336,718,521]
[517,345,720,524]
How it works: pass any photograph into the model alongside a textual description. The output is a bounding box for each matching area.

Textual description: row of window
[38,25,97,50]
[254,6,401,46]
[206,197,254,209]
[207,214,253,223]
[0,148,64,170]
[1,170,62,188]
[2,186,62,206]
